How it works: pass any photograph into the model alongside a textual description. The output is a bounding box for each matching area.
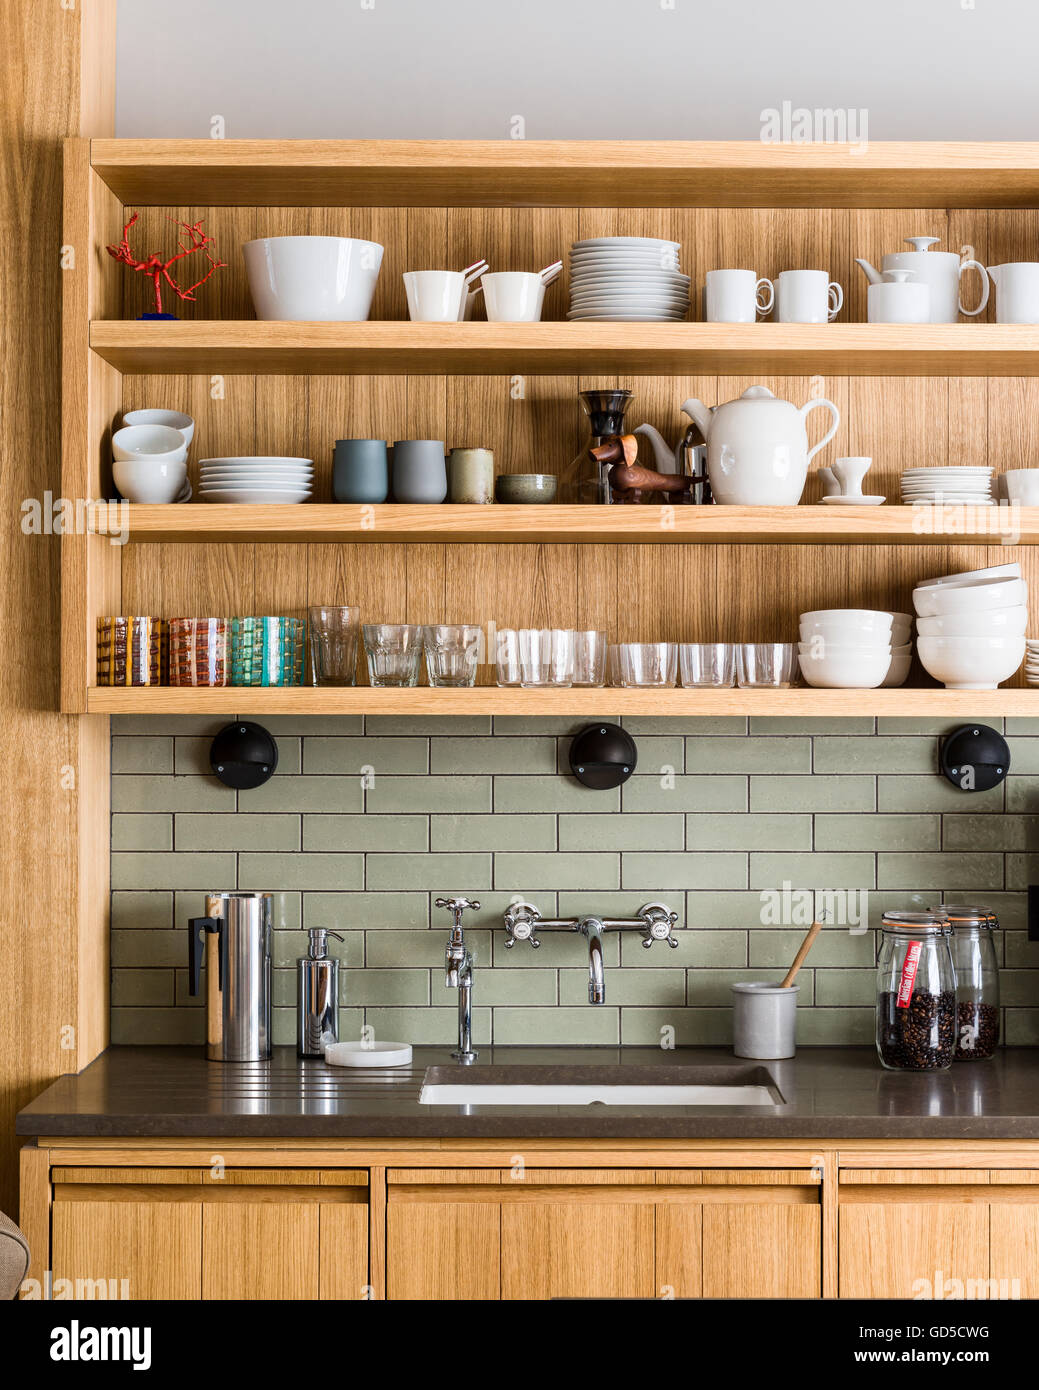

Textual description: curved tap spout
[579,917,607,1005]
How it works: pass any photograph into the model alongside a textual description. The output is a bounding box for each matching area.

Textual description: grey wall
[118,0,1039,141]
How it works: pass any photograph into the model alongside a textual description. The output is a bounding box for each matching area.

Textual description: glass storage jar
[876,911,956,1072]
[932,903,1000,1062]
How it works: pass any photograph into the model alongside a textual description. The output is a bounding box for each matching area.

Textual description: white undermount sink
[418,1064,783,1107]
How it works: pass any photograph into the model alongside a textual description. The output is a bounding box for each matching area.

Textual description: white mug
[481,271,546,322]
[987,262,1039,324]
[705,269,774,323]
[774,270,843,323]
[403,270,465,323]
[1003,469,1039,504]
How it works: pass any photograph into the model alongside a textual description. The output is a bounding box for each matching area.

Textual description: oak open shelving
[85,686,1039,716]
[63,138,1039,715]
[104,503,1039,547]
[89,320,1039,377]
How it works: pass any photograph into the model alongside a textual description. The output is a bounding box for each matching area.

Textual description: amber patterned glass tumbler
[231,616,305,687]
[96,617,168,686]
[169,618,230,687]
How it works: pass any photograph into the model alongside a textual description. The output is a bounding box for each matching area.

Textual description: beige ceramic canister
[448,447,495,504]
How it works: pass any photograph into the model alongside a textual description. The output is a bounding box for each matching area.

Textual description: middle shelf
[94,503,1037,546]
[89,320,1039,377]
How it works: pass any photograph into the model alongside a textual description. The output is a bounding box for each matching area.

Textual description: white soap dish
[324,1041,413,1068]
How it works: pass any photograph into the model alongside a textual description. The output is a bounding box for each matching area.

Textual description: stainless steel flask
[188,891,273,1061]
[297,927,344,1057]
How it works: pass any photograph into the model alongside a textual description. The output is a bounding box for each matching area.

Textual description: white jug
[682,387,840,506]
[986,263,1039,324]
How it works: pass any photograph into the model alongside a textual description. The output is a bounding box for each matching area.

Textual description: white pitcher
[987,263,1039,324]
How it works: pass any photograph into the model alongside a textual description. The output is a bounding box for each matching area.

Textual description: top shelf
[88,139,1039,209]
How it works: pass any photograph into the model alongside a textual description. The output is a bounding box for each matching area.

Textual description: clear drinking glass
[606,646,623,687]
[309,605,360,686]
[423,624,482,687]
[616,641,677,688]
[572,630,608,687]
[495,629,521,687]
[680,642,736,688]
[737,642,801,688]
[519,628,574,687]
[362,623,424,687]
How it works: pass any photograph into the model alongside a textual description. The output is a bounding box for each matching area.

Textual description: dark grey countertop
[16,1044,1039,1140]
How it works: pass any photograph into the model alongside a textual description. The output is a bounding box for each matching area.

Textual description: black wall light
[569,723,637,790]
[939,723,1010,793]
[210,721,279,790]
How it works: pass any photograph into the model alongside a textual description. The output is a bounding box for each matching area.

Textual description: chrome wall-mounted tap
[502,901,680,1005]
[436,896,480,1064]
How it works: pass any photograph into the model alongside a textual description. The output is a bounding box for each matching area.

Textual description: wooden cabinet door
[839,1172,990,1299]
[51,1169,203,1300]
[386,1170,501,1300]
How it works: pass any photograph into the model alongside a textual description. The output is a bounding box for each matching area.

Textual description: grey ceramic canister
[333,439,389,503]
[448,447,495,504]
[391,440,448,503]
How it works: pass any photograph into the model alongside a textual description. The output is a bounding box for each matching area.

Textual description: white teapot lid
[904,236,941,253]
[739,386,776,401]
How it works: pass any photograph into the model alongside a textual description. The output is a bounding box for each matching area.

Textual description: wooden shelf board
[89,139,1039,208]
[89,321,1039,377]
[107,502,1034,546]
[85,686,1039,717]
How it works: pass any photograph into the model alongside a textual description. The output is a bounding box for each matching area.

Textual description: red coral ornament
[106,212,227,318]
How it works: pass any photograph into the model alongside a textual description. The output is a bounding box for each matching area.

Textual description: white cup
[403,271,465,323]
[987,263,1039,324]
[481,272,546,323]
[704,269,774,323]
[832,456,872,498]
[774,270,843,323]
[1003,469,1039,504]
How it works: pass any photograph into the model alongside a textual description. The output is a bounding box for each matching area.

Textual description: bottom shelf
[84,685,1039,716]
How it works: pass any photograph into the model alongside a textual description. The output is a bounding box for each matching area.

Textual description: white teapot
[855,236,988,323]
[682,387,840,506]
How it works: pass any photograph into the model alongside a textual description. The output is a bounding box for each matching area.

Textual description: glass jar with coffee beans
[876,912,956,1072]
[931,904,1000,1062]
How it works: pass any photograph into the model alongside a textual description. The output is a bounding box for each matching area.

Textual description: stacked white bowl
[566,237,690,322]
[112,417,193,504]
[798,609,912,689]
[914,563,1027,689]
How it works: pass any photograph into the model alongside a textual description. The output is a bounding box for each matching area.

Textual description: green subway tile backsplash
[109,715,1039,1046]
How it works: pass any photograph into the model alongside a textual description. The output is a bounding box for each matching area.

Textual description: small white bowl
[798,646,891,688]
[112,424,188,462]
[916,634,1025,689]
[882,651,913,687]
[913,576,1027,618]
[888,612,914,644]
[916,605,1029,639]
[113,457,187,504]
[799,609,894,642]
[122,409,195,447]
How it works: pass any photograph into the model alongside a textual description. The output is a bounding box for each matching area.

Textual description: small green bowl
[495,473,558,504]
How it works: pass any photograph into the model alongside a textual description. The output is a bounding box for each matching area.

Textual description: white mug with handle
[774,270,843,323]
[705,269,774,323]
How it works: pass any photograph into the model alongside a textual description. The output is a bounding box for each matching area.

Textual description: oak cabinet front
[385,1167,820,1301]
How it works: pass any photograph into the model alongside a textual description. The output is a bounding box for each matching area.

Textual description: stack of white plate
[199,457,313,505]
[1025,638,1039,686]
[567,237,690,322]
[797,609,912,689]
[900,467,994,505]
[913,563,1027,689]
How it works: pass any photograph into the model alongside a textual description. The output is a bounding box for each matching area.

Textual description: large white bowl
[112,424,188,462]
[798,646,890,689]
[916,605,1029,638]
[113,457,187,504]
[913,576,1027,617]
[799,609,894,642]
[244,236,384,321]
[916,562,1021,590]
[916,634,1025,689]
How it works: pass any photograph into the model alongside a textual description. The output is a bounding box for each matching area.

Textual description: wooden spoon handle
[781,921,823,989]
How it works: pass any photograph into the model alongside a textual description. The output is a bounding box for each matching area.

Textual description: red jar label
[896,940,923,1008]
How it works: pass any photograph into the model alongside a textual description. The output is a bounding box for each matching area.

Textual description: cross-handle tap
[638,901,680,950]
[502,900,542,949]
[436,896,480,1063]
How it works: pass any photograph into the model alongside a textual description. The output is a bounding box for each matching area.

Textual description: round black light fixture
[568,723,637,790]
[209,721,279,790]
[939,723,1010,793]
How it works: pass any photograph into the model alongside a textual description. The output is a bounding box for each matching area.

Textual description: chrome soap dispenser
[297,928,344,1058]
